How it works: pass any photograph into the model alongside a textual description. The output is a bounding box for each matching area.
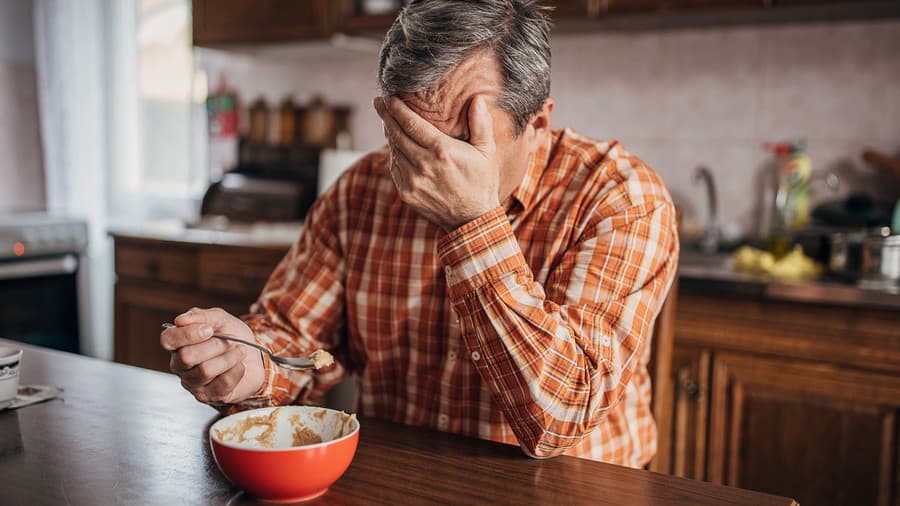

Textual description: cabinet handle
[681,378,700,400]
[145,260,159,275]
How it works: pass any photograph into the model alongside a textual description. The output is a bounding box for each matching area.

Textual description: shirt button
[602,336,612,347]
[471,351,481,362]
[448,350,457,361]
[444,266,453,277]
[437,413,449,429]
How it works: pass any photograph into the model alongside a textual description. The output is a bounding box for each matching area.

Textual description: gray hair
[377,0,552,136]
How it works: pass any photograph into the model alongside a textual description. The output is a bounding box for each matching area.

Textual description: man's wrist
[234,326,273,402]
[437,207,528,300]
[249,350,267,396]
[443,201,501,231]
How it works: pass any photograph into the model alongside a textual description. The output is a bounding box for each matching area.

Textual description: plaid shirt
[236,128,678,466]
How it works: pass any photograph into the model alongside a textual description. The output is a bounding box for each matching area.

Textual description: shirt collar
[505,131,556,215]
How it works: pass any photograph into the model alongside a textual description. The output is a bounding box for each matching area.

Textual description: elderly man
[161,0,677,466]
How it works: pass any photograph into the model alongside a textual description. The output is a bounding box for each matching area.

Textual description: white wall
[0,0,45,213]
[0,0,35,62]
[200,19,900,237]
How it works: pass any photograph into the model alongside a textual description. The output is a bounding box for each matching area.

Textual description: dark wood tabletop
[0,339,798,505]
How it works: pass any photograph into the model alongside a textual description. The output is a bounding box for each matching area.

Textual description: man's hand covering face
[374,95,501,231]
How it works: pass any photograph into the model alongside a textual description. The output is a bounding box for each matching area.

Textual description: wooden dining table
[0,339,798,505]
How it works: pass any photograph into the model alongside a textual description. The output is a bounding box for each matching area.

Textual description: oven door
[0,254,80,353]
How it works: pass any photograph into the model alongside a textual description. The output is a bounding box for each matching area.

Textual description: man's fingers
[380,96,445,150]
[160,323,214,351]
[173,307,231,328]
[375,97,430,163]
[169,337,232,371]
[388,150,406,189]
[467,95,495,151]
[390,142,418,179]
[179,346,245,388]
[197,362,246,403]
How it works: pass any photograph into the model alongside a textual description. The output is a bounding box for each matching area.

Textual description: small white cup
[0,347,23,409]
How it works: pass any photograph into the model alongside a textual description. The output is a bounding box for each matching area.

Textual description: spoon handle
[161,322,272,357]
[210,334,273,356]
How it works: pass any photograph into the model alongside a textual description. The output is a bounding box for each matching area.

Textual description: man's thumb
[468,95,494,151]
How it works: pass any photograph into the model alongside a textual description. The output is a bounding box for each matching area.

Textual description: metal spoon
[161,323,316,371]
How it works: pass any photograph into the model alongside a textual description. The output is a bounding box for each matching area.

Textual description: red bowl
[210,406,359,503]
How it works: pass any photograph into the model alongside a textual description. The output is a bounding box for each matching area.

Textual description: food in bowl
[210,406,359,502]
[213,406,354,449]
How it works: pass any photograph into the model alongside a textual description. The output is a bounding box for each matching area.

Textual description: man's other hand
[160,307,265,405]
[374,94,501,231]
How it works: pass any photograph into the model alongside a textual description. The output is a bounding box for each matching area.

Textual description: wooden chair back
[647,277,678,473]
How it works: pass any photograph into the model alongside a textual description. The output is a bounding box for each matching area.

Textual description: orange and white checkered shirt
[235,128,678,466]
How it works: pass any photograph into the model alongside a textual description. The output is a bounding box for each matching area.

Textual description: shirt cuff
[436,206,529,301]
[253,346,278,399]
[240,325,297,402]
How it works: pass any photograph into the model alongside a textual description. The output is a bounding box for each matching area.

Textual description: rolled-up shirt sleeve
[437,175,678,458]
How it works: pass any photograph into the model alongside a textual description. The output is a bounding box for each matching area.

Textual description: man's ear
[526,97,554,151]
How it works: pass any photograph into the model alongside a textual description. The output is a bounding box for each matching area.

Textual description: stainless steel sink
[679,250,732,268]
[677,250,745,283]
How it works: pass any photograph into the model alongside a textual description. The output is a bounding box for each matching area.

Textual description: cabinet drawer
[115,244,197,286]
[198,250,280,297]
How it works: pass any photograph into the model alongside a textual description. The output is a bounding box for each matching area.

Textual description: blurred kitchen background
[1,1,900,504]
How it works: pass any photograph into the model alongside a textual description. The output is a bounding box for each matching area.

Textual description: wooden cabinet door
[666,346,711,480]
[114,283,252,373]
[197,248,284,298]
[193,0,333,45]
[547,0,593,16]
[608,0,762,14]
[709,353,900,506]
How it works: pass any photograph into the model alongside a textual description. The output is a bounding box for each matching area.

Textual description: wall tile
[201,19,900,235]
[551,32,665,141]
[757,22,874,141]
[656,27,763,141]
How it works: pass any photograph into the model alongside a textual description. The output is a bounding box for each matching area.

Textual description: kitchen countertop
[0,339,797,506]
[108,221,899,311]
[107,219,301,248]
[679,252,900,310]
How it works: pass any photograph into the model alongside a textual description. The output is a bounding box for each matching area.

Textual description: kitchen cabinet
[334,1,403,34]
[550,0,759,17]
[192,0,334,45]
[192,0,404,45]
[708,352,900,506]
[547,0,884,19]
[112,234,288,372]
[192,0,899,46]
[663,291,900,506]
[546,0,600,16]
[668,345,711,480]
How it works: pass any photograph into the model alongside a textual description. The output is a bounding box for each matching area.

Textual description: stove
[0,214,88,353]
[0,214,88,260]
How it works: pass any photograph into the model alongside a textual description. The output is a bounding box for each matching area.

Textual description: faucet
[693,166,719,254]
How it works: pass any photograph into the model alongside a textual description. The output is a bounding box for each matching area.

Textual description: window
[117,0,207,210]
